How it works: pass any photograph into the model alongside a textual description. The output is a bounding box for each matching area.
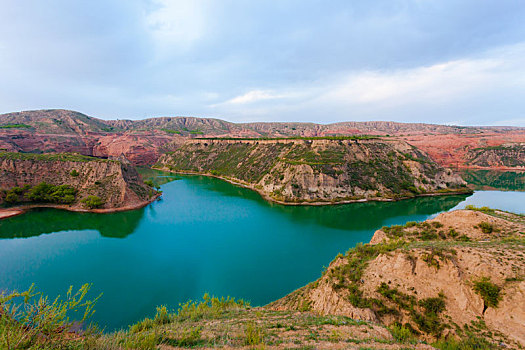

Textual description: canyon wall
[155,138,469,204]
[0,152,155,210]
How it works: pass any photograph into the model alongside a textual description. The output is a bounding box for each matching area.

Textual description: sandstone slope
[269,208,525,348]
[155,137,469,204]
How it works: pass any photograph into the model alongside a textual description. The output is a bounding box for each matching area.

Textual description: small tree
[4,192,18,203]
[70,169,79,177]
[81,195,104,209]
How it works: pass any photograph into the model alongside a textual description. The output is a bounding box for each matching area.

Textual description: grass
[196,135,381,141]
[0,123,32,129]
[432,332,498,349]
[0,284,100,350]
[4,284,467,349]
[0,152,114,163]
[161,128,181,134]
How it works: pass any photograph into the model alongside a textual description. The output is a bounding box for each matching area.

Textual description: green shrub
[244,321,263,346]
[473,278,501,308]
[70,169,79,177]
[433,333,497,349]
[0,284,99,349]
[419,294,446,314]
[168,327,202,347]
[475,222,495,234]
[465,205,495,214]
[130,317,155,333]
[448,228,459,238]
[389,323,414,343]
[81,195,104,209]
[25,182,77,204]
[11,187,24,195]
[154,305,170,325]
[4,192,19,203]
[176,293,248,321]
[144,180,154,187]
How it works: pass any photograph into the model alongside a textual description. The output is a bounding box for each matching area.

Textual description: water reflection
[181,175,469,231]
[460,169,525,191]
[0,208,145,239]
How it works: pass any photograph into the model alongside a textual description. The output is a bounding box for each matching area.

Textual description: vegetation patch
[2,182,77,205]
[0,123,32,129]
[0,152,114,163]
[473,277,502,309]
[81,195,104,209]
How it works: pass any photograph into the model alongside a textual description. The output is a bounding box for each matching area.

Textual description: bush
[25,182,77,204]
[389,323,414,343]
[70,169,79,177]
[4,192,19,203]
[244,321,263,346]
[81,195,104,209]
[0,284,100,349]
[475,222,495,234]
[419,294,446,314]
[473,278,501,308]
[433,333,497,349]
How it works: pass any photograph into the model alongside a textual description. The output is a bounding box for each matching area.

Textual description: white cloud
[222,90,294,105]
[210,42,525,124]
[145,0,210,49]
[320,58,501,105]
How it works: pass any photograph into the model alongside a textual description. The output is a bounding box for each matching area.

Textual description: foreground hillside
[2,207,522,349]
[1,109,524,167]
[271,207,525,348]
[0,152,158,213]
[155,138,469,204]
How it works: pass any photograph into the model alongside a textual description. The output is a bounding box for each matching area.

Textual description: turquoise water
[0,174,523,330]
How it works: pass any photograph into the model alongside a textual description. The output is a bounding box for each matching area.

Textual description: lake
[0,172,523,331]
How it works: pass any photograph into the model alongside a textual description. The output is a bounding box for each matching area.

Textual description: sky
[0,0,524,126]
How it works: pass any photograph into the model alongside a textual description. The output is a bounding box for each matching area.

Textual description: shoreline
[0,193,161,220]
[450,165,525,172]
[155,168,473,206]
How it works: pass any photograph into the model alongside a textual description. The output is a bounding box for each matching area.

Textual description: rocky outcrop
[403,133,525,169]
[0,152,156,210]
[269,209,525,348]
[155,138,469,204]
[465,143,525,169]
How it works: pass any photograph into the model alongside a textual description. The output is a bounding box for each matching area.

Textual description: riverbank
[155,168,473,206]
[0,192,161,220]
[269,207,525,348]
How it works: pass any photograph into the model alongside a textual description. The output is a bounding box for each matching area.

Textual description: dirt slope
[269,209,525,348]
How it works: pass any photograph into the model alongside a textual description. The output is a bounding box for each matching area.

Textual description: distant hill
[2,109,521,136]
[0,109,523,166]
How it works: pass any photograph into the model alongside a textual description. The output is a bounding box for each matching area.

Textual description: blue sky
[1,0,524,125]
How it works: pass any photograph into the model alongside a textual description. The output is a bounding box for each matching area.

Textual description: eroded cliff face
[156,138,468,204]
[464,143,525,169]
[269,209,525,348]
[0,153,154,209]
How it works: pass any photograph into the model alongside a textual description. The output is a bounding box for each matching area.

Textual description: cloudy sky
[1,0,524,125]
